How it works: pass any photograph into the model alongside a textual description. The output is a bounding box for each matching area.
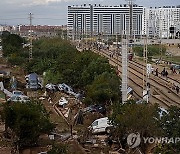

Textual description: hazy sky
[0,0,179,26]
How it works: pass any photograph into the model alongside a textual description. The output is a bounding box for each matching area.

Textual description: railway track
[131,60,180,86]
[115,64,172,108]
[127,60,180,103]
[91,48,180,108]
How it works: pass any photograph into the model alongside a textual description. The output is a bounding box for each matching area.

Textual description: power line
[35,18,66,20]
[0,18,27,20]
[0,17,66,21]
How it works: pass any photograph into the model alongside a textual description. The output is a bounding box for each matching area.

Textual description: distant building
[146,6,180,38]
[17,25,64,32]
[67,4,146,39]
[16,25,66,38]
[0,25,14,32]
[67,4,180,39]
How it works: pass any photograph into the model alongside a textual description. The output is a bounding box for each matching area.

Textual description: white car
[8,95,30,103]
[57,83,73,92]
[58,97,68,106]
[12,90,24,96]
[45,83,57,92]
[57,83,80,98]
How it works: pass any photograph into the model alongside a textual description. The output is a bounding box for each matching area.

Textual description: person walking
[160,67,165,77]
[170,65,175,74]
[165,70,168,80]
[163,67,165,73]
[172,83,176,90]
[176,85,179,94]
[155,68,158,76]
[151,67,154,75]
[173,68,177,74]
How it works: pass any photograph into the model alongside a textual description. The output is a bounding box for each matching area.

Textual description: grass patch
[163,56,180,64]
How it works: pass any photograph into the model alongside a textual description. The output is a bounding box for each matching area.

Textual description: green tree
[155,106,180,153]
[85,72,121,105]
[132,46,144,57]
[133,45,166,58]
[110,101,162,153]
[2,101,54,148]
[2,34,24,57]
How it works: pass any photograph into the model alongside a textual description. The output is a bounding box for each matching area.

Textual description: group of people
[153,66,180,94]
[161,67,168,79]
[153,67,169,79]
[170,65,178,74]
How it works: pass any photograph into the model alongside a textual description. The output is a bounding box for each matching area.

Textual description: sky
[0,0,179,26]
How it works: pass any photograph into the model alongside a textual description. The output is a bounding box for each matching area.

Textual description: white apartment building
[146,6,180,38]
[0,25,15,32]
[67,4,180,39]
[67,4,146,39]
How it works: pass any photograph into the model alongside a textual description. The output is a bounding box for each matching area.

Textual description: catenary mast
[121,0,135,103]
[29,13,33,60]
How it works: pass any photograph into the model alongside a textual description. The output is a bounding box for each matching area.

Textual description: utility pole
[143,35,150,103]
[121,0,134,103]
[126,0,135,40]
[29,13,33,61]
[116,32,118,54]
[86,29,88,50]
[116,32,119,66]
[159,26,162,61]
[121,36,128,104]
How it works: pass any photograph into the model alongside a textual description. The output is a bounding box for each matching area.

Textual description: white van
[89,117,113,134]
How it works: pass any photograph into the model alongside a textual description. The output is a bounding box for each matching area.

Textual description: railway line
[110,56,178,108]
[127,59,180,102]
[114,63,172,108]
[90,47,180,108]
[131,59,180,86]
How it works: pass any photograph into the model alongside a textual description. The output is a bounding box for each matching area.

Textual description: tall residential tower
[67,4,180,39]
[67,4,145,39]
[146,5,180,38]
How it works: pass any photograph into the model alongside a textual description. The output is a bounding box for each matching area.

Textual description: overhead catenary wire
[0,17,66,21]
